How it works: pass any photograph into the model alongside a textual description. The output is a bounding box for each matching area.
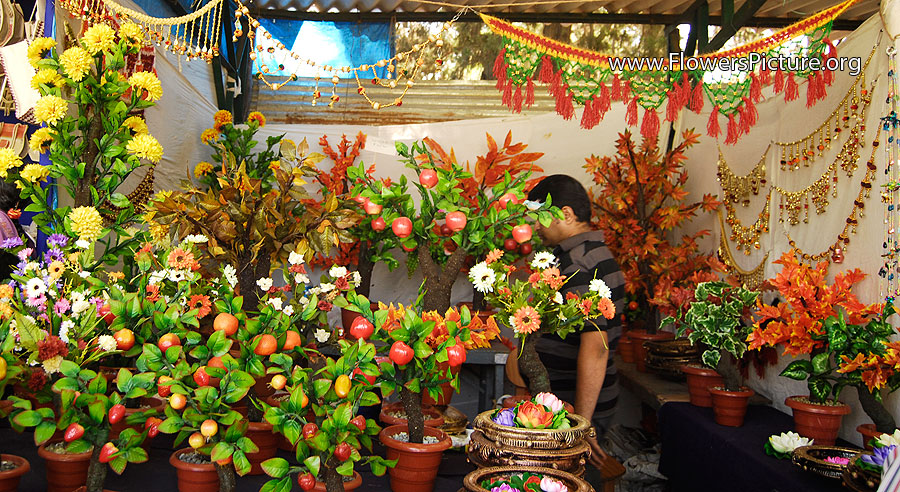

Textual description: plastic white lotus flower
[877,430,900,448]
[768,431,813,454]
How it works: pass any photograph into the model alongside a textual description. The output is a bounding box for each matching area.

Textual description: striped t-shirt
[536,230,625,421]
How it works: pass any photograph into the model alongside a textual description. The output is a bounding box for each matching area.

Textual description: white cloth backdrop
[144,0,900,444]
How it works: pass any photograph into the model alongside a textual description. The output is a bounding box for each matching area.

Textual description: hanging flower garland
[481,0,861,143]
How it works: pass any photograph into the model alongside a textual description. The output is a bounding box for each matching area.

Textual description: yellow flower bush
[126,133,163,163]
[0,148,22,178]
[58,47,92,82]
[194,161,213,177]
[27,37,56,67]
[128,71,163,101]
[82,24,116,55]
[31,68,63,89]
[121,116,148,134]
[19,164,50,185]
[28,128,53,152]
[33,95,67,125]
[69,206,104,241]
[200,128,218,143]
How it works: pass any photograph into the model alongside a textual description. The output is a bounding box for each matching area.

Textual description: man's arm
[576,329,611,467]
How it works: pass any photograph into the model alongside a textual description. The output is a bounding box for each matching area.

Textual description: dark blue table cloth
[658,402,852,492]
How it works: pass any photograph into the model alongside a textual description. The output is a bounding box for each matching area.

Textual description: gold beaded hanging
[717,210,769,290]
[717,147,768,206]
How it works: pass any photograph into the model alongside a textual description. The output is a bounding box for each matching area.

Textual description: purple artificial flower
[54,298,70,315]
[47,234,69,248]
[13,261,27,276]
[0,237,23,249]
[862,445,897,468]
[492,408,516,427]
[490,485,520,492]
[44,248,64,264]
[89,296,104,309]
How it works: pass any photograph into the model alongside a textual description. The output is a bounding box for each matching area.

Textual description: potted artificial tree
[260,338,393,492]
[667,282,759,425]
[585,129,721,371]
[749,251,884,445]
[349,134,557,314]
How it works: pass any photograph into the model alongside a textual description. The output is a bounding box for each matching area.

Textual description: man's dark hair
[527,174,592,223]
[0,181,20,212]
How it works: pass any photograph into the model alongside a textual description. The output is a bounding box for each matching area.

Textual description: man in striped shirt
[527,174,626,471]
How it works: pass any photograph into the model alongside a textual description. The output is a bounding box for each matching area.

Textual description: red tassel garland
[806,74,817,108]
[680,72,691,107]
[784,72,799,102]
[824,65,834,86]
[815,71,826,100]
[611,74,622,100]
[758,66,771,85]
[598,83,611,114]
[622,80,632,102]
[774,69,784,93]
[707,105,721,139]
[502,80,513,108]
[581,98,602,129]
[741,96,758,127]
[665,89,679,122]
[625,96,638,126]
[494,48,507,90]
[549,70,563,98]
[525,77,535,107]
[559,90,575,120]
[725,113,739,145]
[539,55,554,84]
[690,81,704,113]
[750,73,762,103]
[641,108,660,140]
[512,85,523,113]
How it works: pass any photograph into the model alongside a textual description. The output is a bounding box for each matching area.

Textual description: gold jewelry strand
[717,146,768,206]
[785,128,880,263]
[722,190,771,254]
[717,210,769,290]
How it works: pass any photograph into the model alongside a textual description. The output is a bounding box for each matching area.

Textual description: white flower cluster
[469,262,496,294]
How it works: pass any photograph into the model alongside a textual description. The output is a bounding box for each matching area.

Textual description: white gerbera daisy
[267,297,283,311]
[469,262,496,294]
[25,278,47,298]
[531,251,557,270]
[223,264,238,287]
[589,279,612,298]
[168,270,187,283]
[98,335,117,351]
[314,329,330,343]
[288,251,304,266]
[257,277,273,292]
[329,266,348,278]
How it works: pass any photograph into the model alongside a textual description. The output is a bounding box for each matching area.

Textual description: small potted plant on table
[666,281,759,425]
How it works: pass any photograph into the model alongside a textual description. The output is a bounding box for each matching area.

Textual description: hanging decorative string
[58,0,223,62]
[717,210,769,289]
[880,46,900,300]
[233,0,455,110]
[722,188,771,255]
[481,0,862,142]
[785,127,879,263]
[717,146,768,206]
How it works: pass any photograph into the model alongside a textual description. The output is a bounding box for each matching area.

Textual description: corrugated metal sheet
[249,0,878,19]
[251,76,558,125]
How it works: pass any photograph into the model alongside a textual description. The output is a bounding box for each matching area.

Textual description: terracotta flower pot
[681,365,724,408]
[618,335,635,364]
[169,448,218,492]
[246,421,278,475]
[0,454,30,492]
[857,423,892,451]
[379,424,452,492]
[709,387,754,427]
[73,487,116,492]
[628,330,675,373]
[455,302,496,324]
[37,441,91,492]
[379,402,444,428]
[311,471,363,492]
[253,374,276,399]
[785,395,851,446]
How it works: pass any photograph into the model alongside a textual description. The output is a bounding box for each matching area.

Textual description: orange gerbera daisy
[485,249,503,265]
[188,294,212,318]
[146,284,160,302]
[596,297,615,319]
[167,248,195,270]
[512,305,541,334]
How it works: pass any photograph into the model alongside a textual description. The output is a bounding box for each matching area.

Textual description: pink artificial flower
[540,477,568,492]
[534,392,565,413]
[27,294,46,308]
[17,248,33,261]
[54,298,70,315]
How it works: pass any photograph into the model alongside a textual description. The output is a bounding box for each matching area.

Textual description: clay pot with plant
[586,129,722,334]
[349,135,557,314]
[748,251,887,445]
[0,453,29,492]
[667,281,759,426]
[259,338,392,492]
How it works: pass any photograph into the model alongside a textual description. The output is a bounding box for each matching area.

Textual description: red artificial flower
[37,336,68,361]
[317,300,333,312]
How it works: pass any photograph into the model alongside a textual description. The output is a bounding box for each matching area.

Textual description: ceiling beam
[252,8,865,29]
[701,0,768,53]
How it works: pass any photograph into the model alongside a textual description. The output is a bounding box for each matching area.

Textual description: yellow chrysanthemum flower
[58,47,92,82]
[27,37,56,67]
[128,71,162,101]
[0,148,23,179]
[19,163,50,184]
[194,161,213,177]
[126,133,163,163]
[119,23,145,45]
[31,68,64,90]
[121,116,148,135]
[34,95,67,125]
[0,284,13,298]
[82,24,116,55]
[213,110,233,131]
[200,128,218,143]
[247,111,266,127]
[28,128,54,152]
[69,206,104,241]
[0,303,12,319]
[148,221,168,243]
